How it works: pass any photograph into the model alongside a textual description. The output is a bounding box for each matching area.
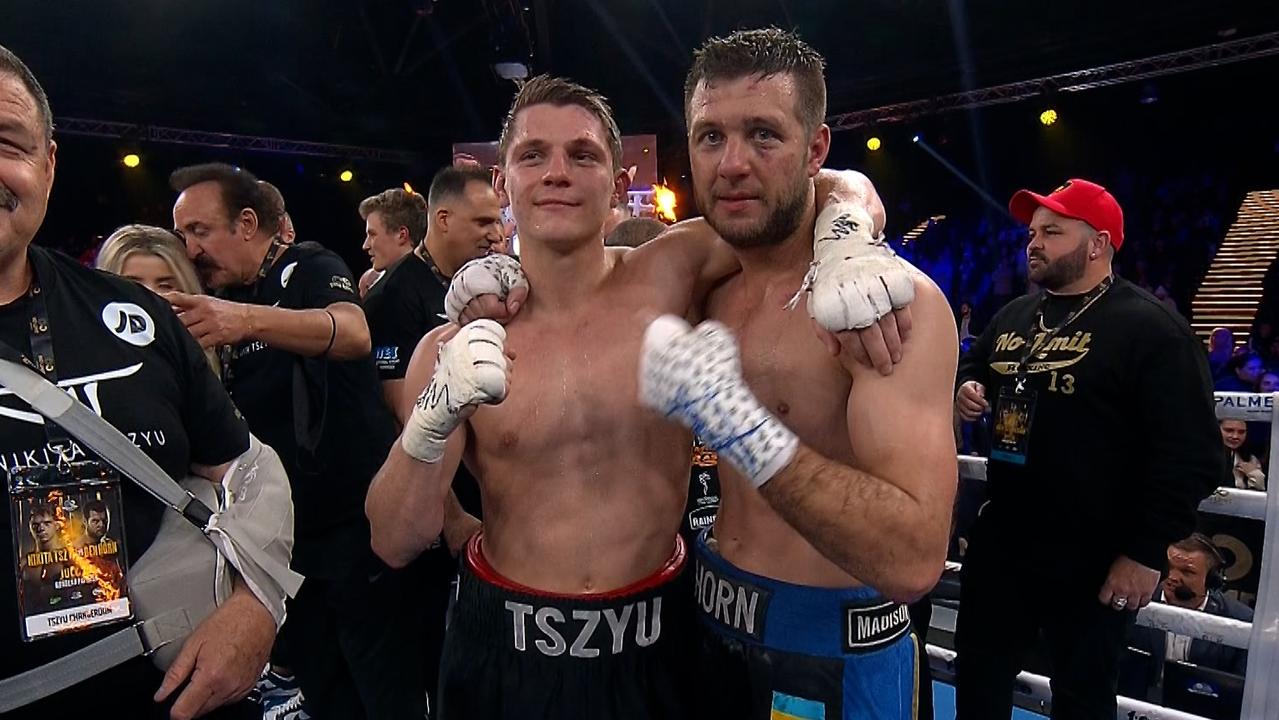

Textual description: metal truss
[54,117,419,165]
[829,31,1279,132]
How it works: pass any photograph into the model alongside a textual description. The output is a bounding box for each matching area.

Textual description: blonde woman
[96,224,221,376]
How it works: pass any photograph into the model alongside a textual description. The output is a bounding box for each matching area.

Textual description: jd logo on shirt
[101,302,155,347]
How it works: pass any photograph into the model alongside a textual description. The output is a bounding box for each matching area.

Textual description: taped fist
[402,320,510,462]
[444,254,529,325]
[640,315,798,488]
[805,203,915,331]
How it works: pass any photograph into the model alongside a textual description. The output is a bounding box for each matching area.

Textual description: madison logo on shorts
[842,600,911,654]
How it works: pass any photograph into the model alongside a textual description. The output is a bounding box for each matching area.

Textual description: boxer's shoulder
[616,217,717,273]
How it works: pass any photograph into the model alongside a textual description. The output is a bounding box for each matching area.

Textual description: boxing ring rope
[941,391,1279,718]
[924,644,1211,720]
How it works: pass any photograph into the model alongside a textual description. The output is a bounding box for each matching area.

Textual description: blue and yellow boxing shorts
[694,531,918,720]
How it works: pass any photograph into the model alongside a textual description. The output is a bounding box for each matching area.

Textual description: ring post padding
[1214,391,1276,422]
[1240,395,1279,717]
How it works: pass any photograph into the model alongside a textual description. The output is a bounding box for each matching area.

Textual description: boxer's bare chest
[466,291,681,473]
[708,276,852,459]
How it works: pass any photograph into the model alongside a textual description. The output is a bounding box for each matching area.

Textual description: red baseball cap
[1009,178,1125,250]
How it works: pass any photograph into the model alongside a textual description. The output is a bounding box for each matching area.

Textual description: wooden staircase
[1191,190,1279,344]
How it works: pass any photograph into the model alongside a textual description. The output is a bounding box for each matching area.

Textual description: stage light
[340,169,354,183]
[652,184,678,223]
[911,134,920,144]
[403,182,415,194]
[122,153,141,169]
[1039,109,1058,126]
[866,136,882,151]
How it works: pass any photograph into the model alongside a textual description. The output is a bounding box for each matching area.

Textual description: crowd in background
[898,169,1233,335]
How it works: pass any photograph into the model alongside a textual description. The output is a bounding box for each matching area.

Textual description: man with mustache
[0,45,271,719]
[170,164,427,719]
[953,179,1221,718]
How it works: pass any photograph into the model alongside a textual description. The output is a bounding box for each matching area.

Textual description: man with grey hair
[257,180,294,244]
[0,44,272,719]
[170,162,425,719]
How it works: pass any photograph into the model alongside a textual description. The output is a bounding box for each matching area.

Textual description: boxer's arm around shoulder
[625,218,740,310]
[622,170,885,308]
[366,326,458,568]
[760,282,959,601]
[813,168,885,236]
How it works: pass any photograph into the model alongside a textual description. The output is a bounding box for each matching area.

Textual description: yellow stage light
[122,153,141,168]
[340,169,354,183]
[652,184,677,223]
[866,137,882,151]
[1039,109,1058,126]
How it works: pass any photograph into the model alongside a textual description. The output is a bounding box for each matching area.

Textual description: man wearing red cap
[952,179,1222,718]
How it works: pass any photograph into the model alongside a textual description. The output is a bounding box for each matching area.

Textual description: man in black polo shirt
[364,166,504,417]
[361,167,502,714]
[168,164,424,719]
[0,45,270,719]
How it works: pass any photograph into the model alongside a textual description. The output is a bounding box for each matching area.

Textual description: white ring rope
[925,644,1213,720]
[1197,486,1268,521]
[934,563,1252,648]
[956,456,1266,520]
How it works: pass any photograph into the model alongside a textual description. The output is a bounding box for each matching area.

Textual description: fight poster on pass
[9,473,132,642]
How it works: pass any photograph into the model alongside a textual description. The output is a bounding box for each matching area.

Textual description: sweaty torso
[705,271,865,588]
[464,256,692,593]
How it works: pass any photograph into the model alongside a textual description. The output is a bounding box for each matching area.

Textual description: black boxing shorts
[694,531,919,720]
[436,533,696,720]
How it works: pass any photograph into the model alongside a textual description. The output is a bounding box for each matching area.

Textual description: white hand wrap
[640,315,798,487]
[444,254,529,324]
[402,320,508,462]
[787,202,916,330]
